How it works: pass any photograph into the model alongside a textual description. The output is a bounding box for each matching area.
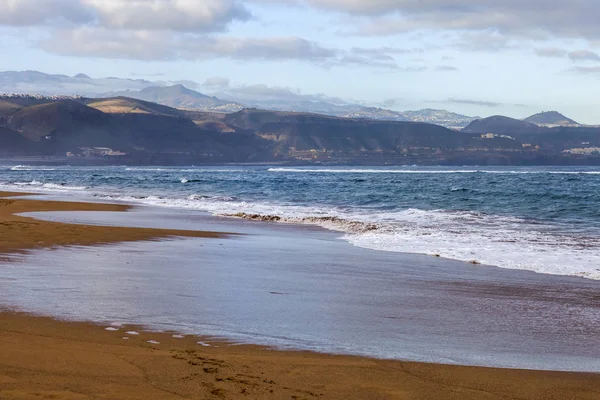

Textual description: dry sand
[0,191,599,399]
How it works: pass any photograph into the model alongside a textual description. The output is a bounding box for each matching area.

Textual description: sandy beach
[1,191,600,399]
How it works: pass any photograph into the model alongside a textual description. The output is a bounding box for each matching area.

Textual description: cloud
[0,0,93,26]
[333,46,420,69]
[568,50,600,62]
[570,66,600,74]
[0,0,250,32]
[203,77,231,88]
[273,0,600,41]
[212,82,351,106]
[40,28,337,62]
[435,65,458,72]
[535,47,600,62]
[85,0,251,32]
[535,47,567,58]
[38,27,423,68]
[447,98,501,107]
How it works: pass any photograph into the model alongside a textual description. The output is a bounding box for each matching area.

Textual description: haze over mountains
[1,70,478,129]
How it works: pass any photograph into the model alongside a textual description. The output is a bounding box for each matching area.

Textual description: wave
[9,181,88,191]
[268,168,600,175]
[180,178,207,184]
[10,165,56,171]
[90,192,600,280]
[126,167,249,173]
[125,167,168,171]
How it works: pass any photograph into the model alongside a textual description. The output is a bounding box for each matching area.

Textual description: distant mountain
[0,70,487,129]
[103,85,244,113]
[0,95,542,164]
[0,70,159,96]
[462,115,540,135]
[106,86,478,128]
[524,111,580,127]
[402,109,478,130]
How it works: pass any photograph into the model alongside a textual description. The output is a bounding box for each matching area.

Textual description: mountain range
[1,93,599,165]
[1,70,478,129]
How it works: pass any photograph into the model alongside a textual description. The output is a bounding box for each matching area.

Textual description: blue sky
[1,0,599,123]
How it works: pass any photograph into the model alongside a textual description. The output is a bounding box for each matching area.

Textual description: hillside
[462,114,600,152]
[85,97,185,117]
[462,116,540,135]
[0,127,40,155]
[225,109,523,158]
[104,85,244,113]
[524,111,579,127]
[0,96,56,117]
[1,96,600,165]
[8,100,112,142]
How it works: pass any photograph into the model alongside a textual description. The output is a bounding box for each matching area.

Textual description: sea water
[2,164,600,279]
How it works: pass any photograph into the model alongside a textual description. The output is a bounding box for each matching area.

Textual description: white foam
[180,178,189,183]
[147,340,160,344]
[268,168,600,175]
[10,165,56,171]
[105,327,119,331]
[7,181,87,191]
[125,331,139,335]
[125,167,167,171]
[197,341,211,347]
[268,168,480,174]
[172,334,185,339]
[91,192,600,279]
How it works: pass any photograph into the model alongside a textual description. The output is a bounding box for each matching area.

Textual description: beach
[1,191,600,399]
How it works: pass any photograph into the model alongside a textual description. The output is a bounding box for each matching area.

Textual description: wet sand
[0,191,226,255]
[1,191,600,399]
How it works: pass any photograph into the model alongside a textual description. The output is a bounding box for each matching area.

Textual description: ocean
[2,164,600,372]
[2,164,600,279]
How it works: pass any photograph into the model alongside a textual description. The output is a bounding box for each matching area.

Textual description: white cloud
[0,0,93,26]
[0,0,250,32]
[84,0,250,32]
[568,50,600,62]
[267,0,600,41]
[39,27,421,68]
[535,48,600,62]
[203,77,231,88]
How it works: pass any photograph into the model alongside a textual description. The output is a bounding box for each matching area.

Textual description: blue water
[2,164,600,278]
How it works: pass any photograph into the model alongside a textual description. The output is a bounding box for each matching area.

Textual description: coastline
[0,191,228,255]
[1,191,599,399]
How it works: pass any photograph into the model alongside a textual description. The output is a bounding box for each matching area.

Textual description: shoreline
[0,191,229,255]
[1,191,600,399]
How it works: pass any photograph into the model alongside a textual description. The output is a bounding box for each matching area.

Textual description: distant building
[480,133,515,140]
[79,147,126,157]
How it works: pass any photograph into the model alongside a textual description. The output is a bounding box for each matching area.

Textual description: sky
[1,0,599,123]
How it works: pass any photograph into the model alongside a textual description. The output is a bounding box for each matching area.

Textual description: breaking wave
[10,165,56,171]
[92,192,600,280]
[9,181,88,191]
